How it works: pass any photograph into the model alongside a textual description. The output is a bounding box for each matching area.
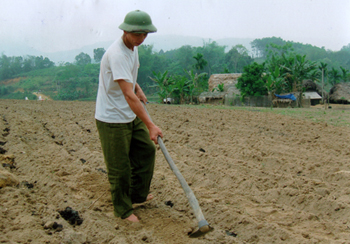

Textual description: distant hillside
[1,35,254,64]
[145,35,254,53]
[43,41,114,64]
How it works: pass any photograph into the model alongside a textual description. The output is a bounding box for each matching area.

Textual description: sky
[1,0,350,54]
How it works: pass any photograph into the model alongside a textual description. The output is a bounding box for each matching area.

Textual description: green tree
[264,44,318,100]
[251,37,286,58]
[0,54,11,80]
[173,45,196,73]
[264,44,294,93]
[186,70,207,103]
[225,45,253,73]
[82,63,99,85]
[281,54,318,106]
[236,62,267,98]
[23,56,35,72]
[193,53,208,72]
[328,68,341,86]
[75,52,91,66]
[138,45,156,91]
[42,57,54,68]
[202,41,226,76]
[318,62,328,99]
[93,48,106,63]
[340,66,349,82]
[266,43,293,59]
[341,43,350,53]
[11,56,23,74]
[34,56,54,69]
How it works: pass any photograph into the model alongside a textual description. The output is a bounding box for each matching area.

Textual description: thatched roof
[329,82,350,103]
[302,79,327,98]
[208,73,242,93]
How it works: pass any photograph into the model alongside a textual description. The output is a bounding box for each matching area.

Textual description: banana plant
[212,83,225,92]
[172,75,190,104]
[266,65,285,97]
[186,70,207,104]
[281,54,318,106]
[149,70,175,103]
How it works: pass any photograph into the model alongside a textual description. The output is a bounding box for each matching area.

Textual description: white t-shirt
[95,37,139,123]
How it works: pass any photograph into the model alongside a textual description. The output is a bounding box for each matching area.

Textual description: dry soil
[1,100,350,244]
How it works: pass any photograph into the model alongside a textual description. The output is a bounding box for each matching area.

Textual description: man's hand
[148,124,163,144]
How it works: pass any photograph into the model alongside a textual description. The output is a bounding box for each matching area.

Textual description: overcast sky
[1,0,350,53]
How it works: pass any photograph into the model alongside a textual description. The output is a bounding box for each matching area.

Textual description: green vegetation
[236,62,267,97]
[0,37,349,102]
[236,42,349,107]
[212,83,225,92]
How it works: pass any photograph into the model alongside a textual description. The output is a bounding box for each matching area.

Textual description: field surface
[1,100,350,244]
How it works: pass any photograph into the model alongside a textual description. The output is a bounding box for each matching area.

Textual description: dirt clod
[58,207,83,225]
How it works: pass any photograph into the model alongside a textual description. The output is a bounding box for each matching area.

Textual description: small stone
[44,221,55,229]
[0,170,19,188]
[185,228,193,234]
[114,224,119,230]
[164,200,174,207]
[53,223,63,232]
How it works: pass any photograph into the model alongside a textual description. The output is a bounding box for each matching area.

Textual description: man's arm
[135,83,147,104]
[117,79,162,144]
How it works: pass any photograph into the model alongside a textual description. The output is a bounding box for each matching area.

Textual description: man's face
[124,32,148,48]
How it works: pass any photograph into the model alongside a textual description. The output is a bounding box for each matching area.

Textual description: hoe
[143,103,213,238]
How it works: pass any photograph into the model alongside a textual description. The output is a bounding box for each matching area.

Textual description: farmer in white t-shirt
[95,10,163,223]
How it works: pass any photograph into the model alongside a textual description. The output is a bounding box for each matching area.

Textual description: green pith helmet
[119,10,157,33]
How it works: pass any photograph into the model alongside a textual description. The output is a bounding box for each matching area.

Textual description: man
[95,10,163,223]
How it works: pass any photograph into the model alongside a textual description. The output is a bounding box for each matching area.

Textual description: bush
[236,62,267,98]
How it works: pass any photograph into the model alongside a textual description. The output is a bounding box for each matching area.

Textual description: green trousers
[96,117,156,219]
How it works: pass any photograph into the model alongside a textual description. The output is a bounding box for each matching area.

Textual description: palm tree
[193,53,207,72]
[318,62,328,101]
[340,66,349,82]
[328,68,341,86]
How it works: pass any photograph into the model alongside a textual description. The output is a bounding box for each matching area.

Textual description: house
[208,73,242,94]
[329,82,350,104]
[303,91,322,105]
[199,73,242,105]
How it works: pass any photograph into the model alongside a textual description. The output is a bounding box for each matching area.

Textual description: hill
[0,35,254,64]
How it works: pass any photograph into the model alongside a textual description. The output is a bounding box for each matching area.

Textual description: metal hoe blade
[189,221,214,238]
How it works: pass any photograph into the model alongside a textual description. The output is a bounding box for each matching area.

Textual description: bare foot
[146,194,154,201]
[132,194,154,205]
[125,214,139,223]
